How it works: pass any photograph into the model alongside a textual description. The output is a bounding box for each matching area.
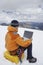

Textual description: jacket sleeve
[15,37,32,47]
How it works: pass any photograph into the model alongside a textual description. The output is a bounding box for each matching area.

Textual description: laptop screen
[23,31,33,39]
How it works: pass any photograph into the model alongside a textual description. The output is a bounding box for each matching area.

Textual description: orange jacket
[5,26,32,51]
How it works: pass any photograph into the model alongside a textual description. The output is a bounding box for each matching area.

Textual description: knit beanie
[11,20,19,27]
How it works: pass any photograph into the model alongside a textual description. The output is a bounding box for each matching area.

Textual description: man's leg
[27,43,37,63]
[27,43,32,59]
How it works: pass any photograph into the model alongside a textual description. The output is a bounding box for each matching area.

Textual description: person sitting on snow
[5,20,37,63]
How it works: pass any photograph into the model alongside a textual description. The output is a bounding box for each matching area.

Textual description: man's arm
[15,37,32,47]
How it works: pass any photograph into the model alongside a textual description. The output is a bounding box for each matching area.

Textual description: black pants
[19,43,32,59]
[27,43,32,59]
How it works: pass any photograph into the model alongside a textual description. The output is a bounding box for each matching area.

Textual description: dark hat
[11,20,19,27]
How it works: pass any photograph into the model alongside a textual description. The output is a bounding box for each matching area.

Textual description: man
[5,20,37,63]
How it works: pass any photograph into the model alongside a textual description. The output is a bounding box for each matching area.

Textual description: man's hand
[28,38,32,43]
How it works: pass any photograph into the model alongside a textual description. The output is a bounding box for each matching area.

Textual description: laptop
[23,31,33,40]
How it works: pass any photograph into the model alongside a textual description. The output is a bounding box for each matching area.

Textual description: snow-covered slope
[0,26,43,65]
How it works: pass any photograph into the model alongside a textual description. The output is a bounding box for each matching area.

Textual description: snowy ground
[0,26,43,65]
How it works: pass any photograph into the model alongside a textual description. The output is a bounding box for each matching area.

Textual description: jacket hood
[7,26,18,32]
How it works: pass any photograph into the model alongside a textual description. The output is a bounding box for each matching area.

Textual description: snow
[0,26,43,65]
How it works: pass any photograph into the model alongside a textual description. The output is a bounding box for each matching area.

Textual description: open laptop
[23,31,33,40]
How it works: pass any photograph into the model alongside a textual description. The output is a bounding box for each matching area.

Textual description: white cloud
[0,0,43,10]
[0,0,43,23]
